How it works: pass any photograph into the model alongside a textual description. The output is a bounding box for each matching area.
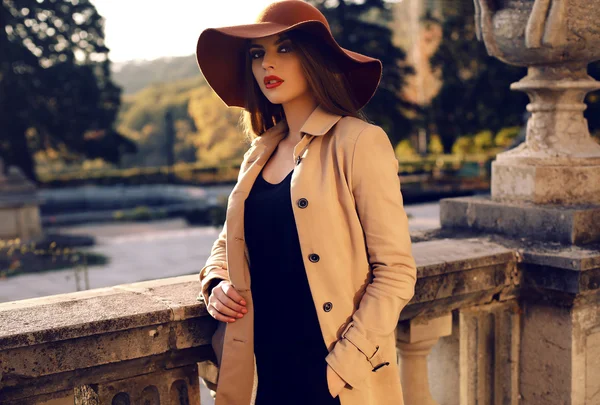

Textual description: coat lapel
[224,119,288,290]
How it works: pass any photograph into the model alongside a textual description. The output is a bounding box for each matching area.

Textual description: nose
[261,50,276,71]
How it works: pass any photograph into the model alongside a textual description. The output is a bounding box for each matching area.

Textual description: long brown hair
[240,29,368,143]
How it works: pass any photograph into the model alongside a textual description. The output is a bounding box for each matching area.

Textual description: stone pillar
[459,301,520,405]
[491,63,600,206]
[0,159,43,240]
[440,0,600,245]
[396,313,452,405]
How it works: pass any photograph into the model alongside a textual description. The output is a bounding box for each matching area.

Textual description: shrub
[494,126,521,147]
[395,139,417,158]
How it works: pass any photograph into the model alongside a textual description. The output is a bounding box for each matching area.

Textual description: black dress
[244,166,342,405]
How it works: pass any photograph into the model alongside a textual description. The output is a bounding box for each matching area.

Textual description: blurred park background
[1,0,599,300]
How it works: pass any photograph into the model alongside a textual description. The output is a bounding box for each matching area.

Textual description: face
[249,33,312,106]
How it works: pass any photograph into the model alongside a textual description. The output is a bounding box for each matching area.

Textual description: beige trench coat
[198,105,417,405]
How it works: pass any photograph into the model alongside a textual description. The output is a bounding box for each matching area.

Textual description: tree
[308,0,418,146]
[0,0,134,182]
[425,4,528,153]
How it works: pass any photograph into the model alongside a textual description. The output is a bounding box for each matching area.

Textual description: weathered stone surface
[0,204,42,240]
[428,313,460,405]
[492,161,600,205]
[519,293,600,405]
[440,196,600,245]
[0,159,42,240]
[74,364,200,405]
[0,275,209,351]
[0,275,219,403]
[74,385,99,405]
[522,264,600,294]
[403,237,517,319]
[586,331,600,404]
[1,345,213,402]
[413,237,516,278]
[459,301,520,405]
[397,313,453,405]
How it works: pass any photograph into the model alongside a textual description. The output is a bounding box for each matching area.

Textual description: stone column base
[491,159,600,205]
[440,195,600,245]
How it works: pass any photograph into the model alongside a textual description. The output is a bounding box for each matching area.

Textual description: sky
[92,0,275,63]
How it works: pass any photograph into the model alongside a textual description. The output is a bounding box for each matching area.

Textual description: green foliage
[395,139,417,158]
[308,0,418,145]
[0,0,132,181]
[115,76,246,168]
[451,136,474,155]
[188,86,247,166]
[428,134,444,155]
[118,76,205,132]
[494,126,521,147]
[451,126,520,155]
[473,130,494,152]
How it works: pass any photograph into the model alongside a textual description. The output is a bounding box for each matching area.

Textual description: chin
[263,92,304,106]
[263,95,288,105]
[261,87,302,105]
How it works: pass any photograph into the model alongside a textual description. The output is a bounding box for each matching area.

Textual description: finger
[209,293,241,317]
[207,303,236,323]
[213,296,244,318]
[222,283,247,306]
[215,288,247,314]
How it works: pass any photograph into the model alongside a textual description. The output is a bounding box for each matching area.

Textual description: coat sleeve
[198,219,231,305]
[325,124,417,389]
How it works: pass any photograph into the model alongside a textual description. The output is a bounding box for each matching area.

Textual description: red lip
[264,75,284,89]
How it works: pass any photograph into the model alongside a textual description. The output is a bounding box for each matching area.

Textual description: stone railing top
[0,275,208,351]
[413,227,600,271]
[412,237,515,278]
[0,238,517,352]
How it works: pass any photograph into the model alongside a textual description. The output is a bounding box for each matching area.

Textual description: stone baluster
[396,313,452,405]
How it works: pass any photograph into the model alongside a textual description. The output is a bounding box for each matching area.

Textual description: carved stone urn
[474,0,600,205]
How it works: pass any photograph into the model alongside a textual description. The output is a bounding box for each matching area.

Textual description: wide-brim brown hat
[196,0,382,110]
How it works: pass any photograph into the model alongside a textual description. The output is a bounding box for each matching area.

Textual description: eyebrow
[248,35,290,49]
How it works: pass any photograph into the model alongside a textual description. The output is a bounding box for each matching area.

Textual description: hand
[326,364,346,398]
[207,280,248,322]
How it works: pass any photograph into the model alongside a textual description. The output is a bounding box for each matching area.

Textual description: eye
[249,50,264,59]
[279,44,292,53]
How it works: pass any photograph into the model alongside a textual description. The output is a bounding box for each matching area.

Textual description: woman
[196,1,417,405]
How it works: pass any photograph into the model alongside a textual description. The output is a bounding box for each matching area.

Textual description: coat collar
[250,104,342,148]
[300,104,343,136]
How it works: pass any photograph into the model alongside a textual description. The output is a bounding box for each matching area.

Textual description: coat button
[297,198,309,208]
[308,253,320,263]
[323,302,333,312]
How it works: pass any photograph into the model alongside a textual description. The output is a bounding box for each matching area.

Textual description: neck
[281,94,318,144]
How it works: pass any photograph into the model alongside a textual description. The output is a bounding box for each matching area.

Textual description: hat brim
[196,20,382,110]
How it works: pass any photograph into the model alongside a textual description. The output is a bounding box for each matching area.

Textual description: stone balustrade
[0,232,523,405]
[2,227,599,404]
